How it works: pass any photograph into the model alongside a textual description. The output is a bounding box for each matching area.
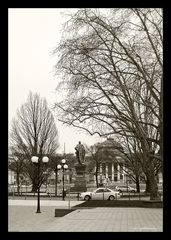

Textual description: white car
[115,185,136,193]
[79,187,121,201]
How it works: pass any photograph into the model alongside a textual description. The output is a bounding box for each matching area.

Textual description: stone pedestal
[70,163,87,192]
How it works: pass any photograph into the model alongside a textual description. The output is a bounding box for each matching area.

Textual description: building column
[111,163,114,181]
[117,164,120,181]
[122,165,125,184]
[105,163,108,179]
[124,166,128,184]
[94,166,96,186]
[99,163,103,184]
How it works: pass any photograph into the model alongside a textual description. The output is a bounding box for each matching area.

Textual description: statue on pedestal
[70,141,87,192]
[75,141,85,165]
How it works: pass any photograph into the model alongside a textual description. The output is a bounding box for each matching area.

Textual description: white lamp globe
[61,159,66,164]
[31,156,39,163]
[57,164,61,170]
[42,156,49,163]
[64,164,68,169]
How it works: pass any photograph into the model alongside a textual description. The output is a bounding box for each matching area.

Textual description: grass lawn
[72,200,163,208]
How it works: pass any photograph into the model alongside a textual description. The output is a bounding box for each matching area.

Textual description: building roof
[96,138,123,150]
[95,138,124,163]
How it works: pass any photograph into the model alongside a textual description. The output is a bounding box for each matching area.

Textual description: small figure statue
[75,141,85,165]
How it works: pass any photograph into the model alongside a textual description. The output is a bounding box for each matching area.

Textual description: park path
[8,199,83,207]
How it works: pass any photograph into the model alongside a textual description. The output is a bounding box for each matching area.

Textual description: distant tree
[9,145,26,195]
[9,92,59,192]
[48,153,76,184]
[111,137,144,193]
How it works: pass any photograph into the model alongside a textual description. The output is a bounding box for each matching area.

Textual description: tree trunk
[17,173,20,196]
[95,175,99,188]
[145,176,150,193]
[135,175,140,193]
[145,168,160,200]
[95,164,99,188]
[149,174,159,200]
[31,179,38,193]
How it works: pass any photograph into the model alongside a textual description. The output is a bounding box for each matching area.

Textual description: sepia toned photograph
[8,8,163,232]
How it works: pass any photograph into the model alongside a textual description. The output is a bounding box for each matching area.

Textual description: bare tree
[114,136,148,193]
[10,92,59,192]
[53,8,162,199]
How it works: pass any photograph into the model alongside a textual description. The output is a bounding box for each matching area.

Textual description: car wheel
[84,195,90,201]
[109,195,115,200]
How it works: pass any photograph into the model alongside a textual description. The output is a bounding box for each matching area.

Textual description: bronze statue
[75,141,85,165]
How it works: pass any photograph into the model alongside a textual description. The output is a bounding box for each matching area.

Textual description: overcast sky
[8,8,103,154]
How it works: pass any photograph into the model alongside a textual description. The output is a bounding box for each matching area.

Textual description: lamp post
[57,159,68,200]
[31,156,49,213]
[54,166,59,197]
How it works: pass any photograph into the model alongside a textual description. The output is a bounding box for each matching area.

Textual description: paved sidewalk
[51,208,162,232]
[8,200,163,232]
[8,199,83,207]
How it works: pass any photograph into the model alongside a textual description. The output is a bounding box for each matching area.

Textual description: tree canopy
[9,92,59,191]
[53,8,163,199]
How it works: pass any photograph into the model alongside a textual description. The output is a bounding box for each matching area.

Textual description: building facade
[90,138,130,186]
[90,138,163,186]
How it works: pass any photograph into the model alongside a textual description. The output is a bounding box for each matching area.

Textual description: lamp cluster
[31,156,49,164]
[57,159,68,200]
[57,158,68,170]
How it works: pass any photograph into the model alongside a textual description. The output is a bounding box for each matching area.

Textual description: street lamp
[31,156,49,213]
[57,159,68,200]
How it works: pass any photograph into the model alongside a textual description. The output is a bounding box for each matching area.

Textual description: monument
[70,141,87,192]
